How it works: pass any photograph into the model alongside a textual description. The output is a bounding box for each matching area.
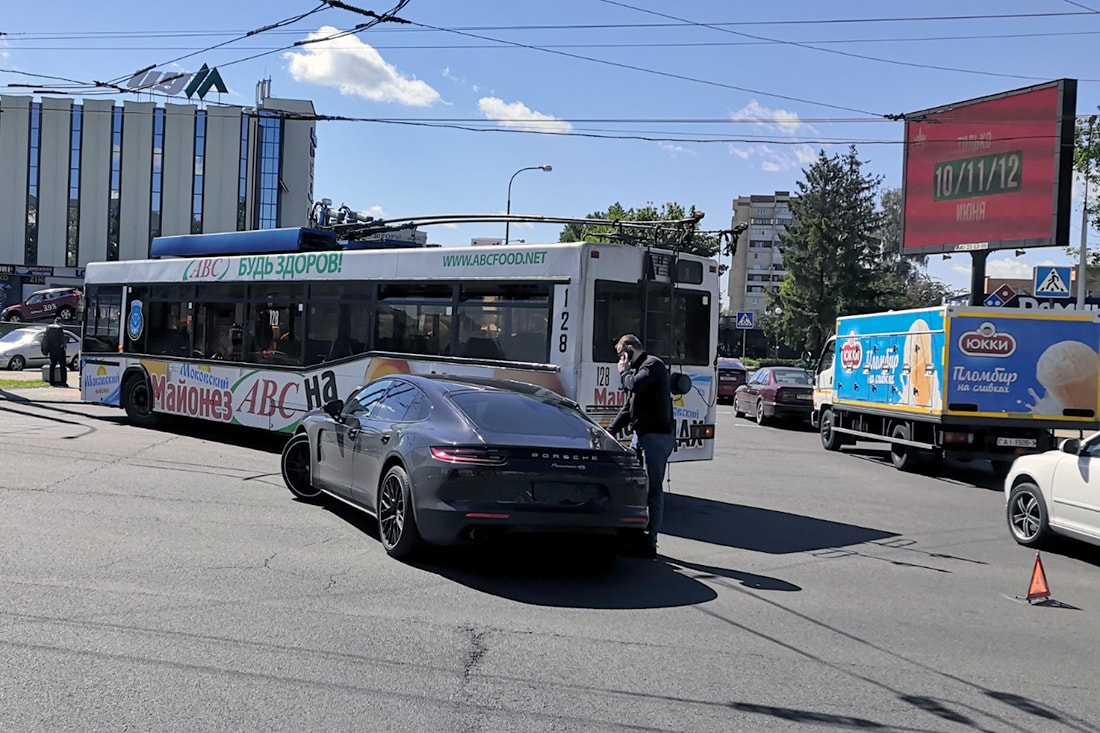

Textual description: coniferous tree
[768,147,885,352]
[876,187,952,310]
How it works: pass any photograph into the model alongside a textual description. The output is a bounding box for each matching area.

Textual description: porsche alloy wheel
[281,433,322,501]
[378,465,422,560]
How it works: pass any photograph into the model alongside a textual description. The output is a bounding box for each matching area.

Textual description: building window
[26,102,41,265]
[255,111,282,230]
[66,106,83,267]
[191,110,206,234]
[107,106,123,261]
[237,116,249,231]
[149,108,165,247]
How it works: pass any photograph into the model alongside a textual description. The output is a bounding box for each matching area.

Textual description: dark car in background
[2,287,83,323]
[733,366,814,425]
[280,374,649,560]
[716,357,748,404]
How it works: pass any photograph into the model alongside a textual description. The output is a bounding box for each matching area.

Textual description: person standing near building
[43,317,68,386]
[609,334,676,557]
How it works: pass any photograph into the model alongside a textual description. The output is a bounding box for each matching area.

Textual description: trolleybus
[80,216,721,461]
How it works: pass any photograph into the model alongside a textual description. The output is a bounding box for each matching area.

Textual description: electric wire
[597,0,1088,83]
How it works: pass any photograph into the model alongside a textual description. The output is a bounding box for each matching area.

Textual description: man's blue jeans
[633,432,676,546]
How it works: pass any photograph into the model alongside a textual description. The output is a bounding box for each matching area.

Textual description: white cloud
[729,99,819,172]
[285,27,440,106]
[659,142,694,157]
[984,257,1063,280]
[731,99,817,137]
[477,97,572,133]
[730,142,816,173]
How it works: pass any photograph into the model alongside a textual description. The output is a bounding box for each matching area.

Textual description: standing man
[44,317,68,387]
[609,334,675,557]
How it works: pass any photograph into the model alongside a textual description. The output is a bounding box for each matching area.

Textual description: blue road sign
[736,311,755,329]
[1034,266,1072,298]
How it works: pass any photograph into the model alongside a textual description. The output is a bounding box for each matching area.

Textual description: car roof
[31,287,79,295]
[717,357,745,369]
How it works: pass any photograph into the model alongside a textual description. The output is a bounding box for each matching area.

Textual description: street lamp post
[769,305,783,359]
[1078,115,1097,310]
[505,165,552,244]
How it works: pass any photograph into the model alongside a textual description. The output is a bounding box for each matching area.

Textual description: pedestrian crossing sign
[735,311,755,329]
[1033,266,1071,298]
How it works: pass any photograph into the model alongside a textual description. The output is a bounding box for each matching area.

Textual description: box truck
[810,306,1100,473]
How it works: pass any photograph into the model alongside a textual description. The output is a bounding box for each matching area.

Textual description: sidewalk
[0,368,83,403]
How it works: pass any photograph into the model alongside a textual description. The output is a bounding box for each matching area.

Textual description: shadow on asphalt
[320,500,720,609]
[839,446,1004,491]
[122,414,289,454]
[661,493,898,554]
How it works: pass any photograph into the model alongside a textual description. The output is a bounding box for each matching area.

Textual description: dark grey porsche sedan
[280,374,649,560]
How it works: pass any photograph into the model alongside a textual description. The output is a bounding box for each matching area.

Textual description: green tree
[875,187,952,310]
[1066,113,1100,267]
[768,147,887,352]
[558,201,721,265]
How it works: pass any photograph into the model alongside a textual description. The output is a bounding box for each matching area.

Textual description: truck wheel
[122,374,159,427]
[820,409,843,451]
[889,423,919,472]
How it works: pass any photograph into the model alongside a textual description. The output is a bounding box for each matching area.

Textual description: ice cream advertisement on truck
[946,314,1100,420]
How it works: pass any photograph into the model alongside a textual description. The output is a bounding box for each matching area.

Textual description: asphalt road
[1,394,1099,732]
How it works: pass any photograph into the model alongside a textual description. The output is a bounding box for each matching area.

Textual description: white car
[1005,434,1100,548]
[0,327,81,371]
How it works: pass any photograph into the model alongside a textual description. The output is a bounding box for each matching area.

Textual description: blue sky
[3,0,1100,306]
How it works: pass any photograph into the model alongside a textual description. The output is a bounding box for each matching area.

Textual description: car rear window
[774,369,811,385]
[449,391,599,438]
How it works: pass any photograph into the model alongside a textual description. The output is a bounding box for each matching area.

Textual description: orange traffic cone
[1026,551,1050,604]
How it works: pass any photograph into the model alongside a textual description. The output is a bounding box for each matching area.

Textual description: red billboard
[901,79,1076,255]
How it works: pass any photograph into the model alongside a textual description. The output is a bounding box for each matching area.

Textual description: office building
[0,84,316,306]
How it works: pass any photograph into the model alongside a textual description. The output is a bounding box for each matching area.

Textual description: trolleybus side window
[456,282,551,361]
[83,286,123,353]
[249,283,302,365]
[376,282,454,356]
[193,283,247,361]
[307,281,371,365]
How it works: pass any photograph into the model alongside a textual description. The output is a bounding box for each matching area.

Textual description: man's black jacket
[609,351,674,436]
[43,324,66,355]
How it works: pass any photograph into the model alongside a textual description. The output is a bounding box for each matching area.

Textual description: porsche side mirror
[322,399,344,419]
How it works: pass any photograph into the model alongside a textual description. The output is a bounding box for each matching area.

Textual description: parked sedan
[280,374,649,560]
[716,357,747,404]
[0,327,81,371]
[1005,434,1100,548]
[733,366,814,425]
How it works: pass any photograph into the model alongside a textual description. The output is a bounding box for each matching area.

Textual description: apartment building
[727,191,794,318]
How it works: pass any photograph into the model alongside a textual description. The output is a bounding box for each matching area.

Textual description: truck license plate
[996,437,1037,448]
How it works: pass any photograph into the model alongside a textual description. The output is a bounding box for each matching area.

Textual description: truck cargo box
[832,306,1100,426]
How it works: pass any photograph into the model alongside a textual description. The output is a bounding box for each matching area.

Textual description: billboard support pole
[970,251,989,306]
